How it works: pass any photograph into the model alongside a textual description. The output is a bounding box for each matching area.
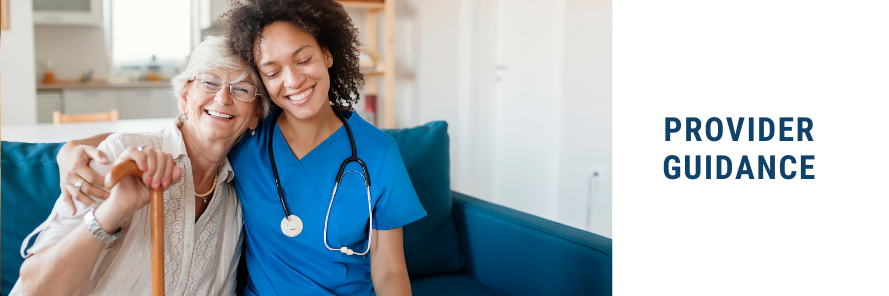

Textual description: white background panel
[614,0,889,294]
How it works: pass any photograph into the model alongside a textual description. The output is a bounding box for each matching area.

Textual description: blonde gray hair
[170,36,269,127]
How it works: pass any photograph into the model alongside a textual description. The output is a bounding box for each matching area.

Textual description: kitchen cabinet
[62,89,118,114]
[118,89,178,120]
[33,0,103,27]
[36,91,62,124]
[36,83,176,123]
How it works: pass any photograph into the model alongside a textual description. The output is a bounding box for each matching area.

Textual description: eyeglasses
[191,73,260,103]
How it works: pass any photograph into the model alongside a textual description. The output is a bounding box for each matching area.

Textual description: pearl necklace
[195,171,218,203]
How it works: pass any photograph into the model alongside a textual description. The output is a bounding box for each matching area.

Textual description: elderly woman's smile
[205,109,234,120]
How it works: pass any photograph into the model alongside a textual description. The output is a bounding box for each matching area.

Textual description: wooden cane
[105,161,164,296]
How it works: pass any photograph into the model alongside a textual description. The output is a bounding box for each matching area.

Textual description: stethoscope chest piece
[280,215,303,237]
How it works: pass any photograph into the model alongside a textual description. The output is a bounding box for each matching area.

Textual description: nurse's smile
[283,85,315,106]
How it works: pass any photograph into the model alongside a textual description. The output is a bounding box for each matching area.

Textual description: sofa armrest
[451,191,611,296]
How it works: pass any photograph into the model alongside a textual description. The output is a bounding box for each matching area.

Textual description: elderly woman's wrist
[92,200,129,233]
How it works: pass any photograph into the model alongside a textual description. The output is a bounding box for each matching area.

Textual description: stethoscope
[268,108,373,256]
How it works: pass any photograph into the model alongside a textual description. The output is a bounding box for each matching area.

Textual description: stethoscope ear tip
[340,247,355,255]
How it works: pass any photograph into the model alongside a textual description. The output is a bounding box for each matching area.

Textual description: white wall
[34,26,109,81]
[558,0,612,237]
[1,0,38,125]
[391,0,612,237]
[392,0,460,128]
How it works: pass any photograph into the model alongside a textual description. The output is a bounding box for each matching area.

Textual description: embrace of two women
[11,0,425,295]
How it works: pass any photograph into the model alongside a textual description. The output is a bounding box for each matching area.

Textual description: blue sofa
[1,121,611,295]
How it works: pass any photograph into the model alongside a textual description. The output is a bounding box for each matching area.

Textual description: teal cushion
[383,121,464,277]
[1,141,66,296]
[411,273,502,296]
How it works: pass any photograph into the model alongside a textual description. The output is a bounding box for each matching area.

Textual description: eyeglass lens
[196,73,257,102]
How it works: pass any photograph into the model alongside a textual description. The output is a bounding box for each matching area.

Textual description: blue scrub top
[229,108,427,295]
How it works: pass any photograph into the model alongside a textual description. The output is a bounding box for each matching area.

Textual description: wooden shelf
[361,69,385,76]
[338,1,384,9]
[339,0,396,128]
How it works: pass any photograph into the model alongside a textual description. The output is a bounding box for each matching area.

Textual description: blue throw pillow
[1,141,66,295]
[383,121,464,277]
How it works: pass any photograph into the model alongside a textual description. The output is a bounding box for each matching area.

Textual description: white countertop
[37,80,171,90]
[2,118,175,143]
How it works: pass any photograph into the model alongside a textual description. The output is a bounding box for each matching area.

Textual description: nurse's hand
[58,142,110,213]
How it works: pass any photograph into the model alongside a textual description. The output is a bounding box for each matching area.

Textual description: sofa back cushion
[1,141,66,295]
[383,121,464,277]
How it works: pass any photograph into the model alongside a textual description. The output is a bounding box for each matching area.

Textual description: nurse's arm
[370,227,412,296]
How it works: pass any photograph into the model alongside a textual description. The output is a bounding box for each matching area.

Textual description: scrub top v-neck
[228,108,427,296]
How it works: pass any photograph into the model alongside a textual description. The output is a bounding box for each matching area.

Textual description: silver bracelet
[83,203,123,244]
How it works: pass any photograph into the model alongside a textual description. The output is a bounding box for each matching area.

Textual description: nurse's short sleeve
[372,142,427,230]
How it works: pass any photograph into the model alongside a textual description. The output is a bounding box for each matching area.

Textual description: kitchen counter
[2,118,175,143]
[37,80,170,90]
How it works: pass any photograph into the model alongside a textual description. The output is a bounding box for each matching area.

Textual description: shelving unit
[338,0,396,128]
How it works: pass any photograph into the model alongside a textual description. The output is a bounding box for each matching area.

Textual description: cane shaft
[150,190,164,296]
[105,161,164,296]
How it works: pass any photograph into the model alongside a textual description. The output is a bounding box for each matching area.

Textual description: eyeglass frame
[189,72,261,103]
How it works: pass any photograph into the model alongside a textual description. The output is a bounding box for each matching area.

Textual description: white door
[491,0,563,220]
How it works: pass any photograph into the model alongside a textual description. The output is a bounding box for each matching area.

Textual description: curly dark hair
[224,0,364,109]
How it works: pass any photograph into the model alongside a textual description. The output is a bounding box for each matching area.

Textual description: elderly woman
[11,36,268,296]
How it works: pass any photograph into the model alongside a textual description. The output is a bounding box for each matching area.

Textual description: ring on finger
[75,180,85,192]
[137,145,144,152]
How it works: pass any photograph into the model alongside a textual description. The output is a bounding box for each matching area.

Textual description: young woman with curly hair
[222,0,426,295]
[55,1,425,295]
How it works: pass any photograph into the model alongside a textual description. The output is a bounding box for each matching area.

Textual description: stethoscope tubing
[324,171,373,256]
[268,107,373,255]
[269,110,294,219]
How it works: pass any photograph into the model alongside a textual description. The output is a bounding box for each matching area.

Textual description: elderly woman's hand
[105,146,184,215]
[58,142,183,214]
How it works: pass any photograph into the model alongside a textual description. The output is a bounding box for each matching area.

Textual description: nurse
[56,0,426,295]
[225,0,427,294]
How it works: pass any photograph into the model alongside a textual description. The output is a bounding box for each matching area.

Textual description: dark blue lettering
[687,117,701,141]
[759,118,774,141]
[779,117,793,141]
[749,117,754,141]
[716,155,732,179]
[705,117,723,141]
[665,155,680,179]
[706,155,712,179]
[665,117,681,141]
[758,155,775,179]
[798,117,813,141]
[801,155,814,179]
[727,117,744,141]
[685,155,701,179]
[780,155,797,179]
[735,155,754,179]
